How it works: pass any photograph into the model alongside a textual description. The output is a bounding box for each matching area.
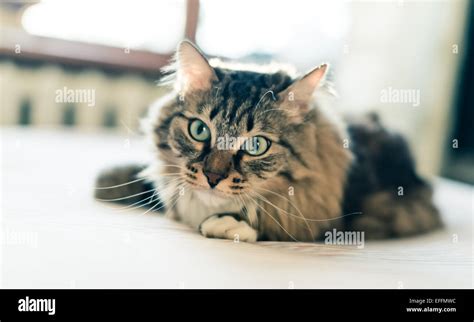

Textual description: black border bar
[0,289,472,321]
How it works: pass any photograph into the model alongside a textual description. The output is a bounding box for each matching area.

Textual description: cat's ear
[176,40,217,93]
[278,64,328,119]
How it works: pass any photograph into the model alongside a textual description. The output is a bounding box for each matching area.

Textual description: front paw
[200,215,258,243]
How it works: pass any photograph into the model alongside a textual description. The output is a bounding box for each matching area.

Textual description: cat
[95,40,442,242]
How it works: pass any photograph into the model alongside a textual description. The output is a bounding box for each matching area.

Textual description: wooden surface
[0,28,171,76]
[0,0,199,75]
[1,128,472,288]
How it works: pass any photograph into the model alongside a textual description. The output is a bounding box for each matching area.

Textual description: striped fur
[97,41,442,242]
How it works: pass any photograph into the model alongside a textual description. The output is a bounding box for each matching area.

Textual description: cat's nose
[204,171,226,188]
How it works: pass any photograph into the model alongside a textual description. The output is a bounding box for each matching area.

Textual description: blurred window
[196,0,349,70]
[103,107,118,128]
[62,104,76,126]
[22,0,186,53]
[18,98,32,125]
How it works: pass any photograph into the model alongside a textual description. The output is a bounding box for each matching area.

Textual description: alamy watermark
[380,87,420,107]
[55,86,96,107]
[1,229,38,248]
[18,296,55,315]
[324,228,365,249]
[216,134,259,151]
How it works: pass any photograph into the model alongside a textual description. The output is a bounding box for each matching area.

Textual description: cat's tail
[343,113,443,239]
[346,183,443,239]
[94,164,161,209]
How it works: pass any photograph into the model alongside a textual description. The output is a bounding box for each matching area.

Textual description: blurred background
[0,0,473,182]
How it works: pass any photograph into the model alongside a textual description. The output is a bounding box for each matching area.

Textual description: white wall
[334,0,469,176]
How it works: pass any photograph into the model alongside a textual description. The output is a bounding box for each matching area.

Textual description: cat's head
[150,40,328,198]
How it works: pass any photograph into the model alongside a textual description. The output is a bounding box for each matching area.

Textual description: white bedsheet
[1,128,472,288]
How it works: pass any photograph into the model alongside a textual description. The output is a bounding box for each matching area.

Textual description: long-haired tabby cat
[95,40,442,242]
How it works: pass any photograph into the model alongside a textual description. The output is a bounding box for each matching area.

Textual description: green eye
[244,136,271,156]
[188,119,211,142]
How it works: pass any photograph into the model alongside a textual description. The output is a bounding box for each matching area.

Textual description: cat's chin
[192,188,232,207]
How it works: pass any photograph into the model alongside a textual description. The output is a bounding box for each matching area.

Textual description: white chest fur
[173,188,243,229]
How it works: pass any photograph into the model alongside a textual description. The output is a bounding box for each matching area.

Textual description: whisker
[155,177,185,196]
[162,182,189,218]
[94,177,148,190]
[95,187,156,202]
[299,211,363,222]
[243,192,299,242]
[255,186,361,222]
[158,164,188,170]
[151,175,188,198]
[138,180,186,217]
[114,192,157,211]
[255,186,305,216]
[252,190,315,241]
[154,175,187,190]
[136,187,180,217]
[237,193,257,227]
[254,90,276,112]
[119,119,139,136]
[136,196,168,217]
[114,181,181,213]
[253,187,312,228]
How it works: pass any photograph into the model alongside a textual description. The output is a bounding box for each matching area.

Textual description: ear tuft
[277,63,329,122]
[304,63,329,91]
[176,40,217,93]
[288,63,329,101]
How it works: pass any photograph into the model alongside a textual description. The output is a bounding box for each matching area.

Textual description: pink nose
[204,171,226,188]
